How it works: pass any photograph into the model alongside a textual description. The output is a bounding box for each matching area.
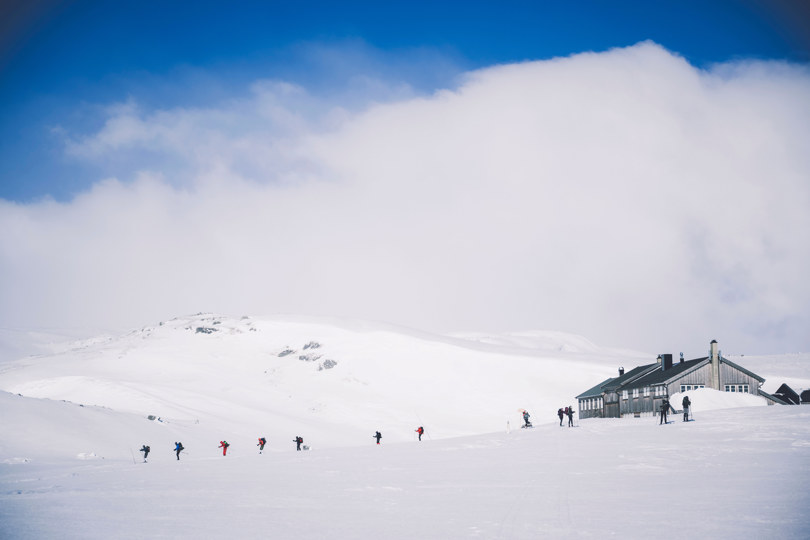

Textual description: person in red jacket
[415,426,424,441]
[257,437,266,453]
[219,440,230,456]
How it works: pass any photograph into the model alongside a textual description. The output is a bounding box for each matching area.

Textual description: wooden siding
[720,362,760,390]
[665,364,712,395]
[664,362,761,396]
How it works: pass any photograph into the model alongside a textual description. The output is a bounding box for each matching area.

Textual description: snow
[1,314,809,538]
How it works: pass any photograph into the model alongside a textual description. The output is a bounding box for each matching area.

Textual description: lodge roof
[575,363,658,399]
[575,377,615,399]
[624,358,707,388]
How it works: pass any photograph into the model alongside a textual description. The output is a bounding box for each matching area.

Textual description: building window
[643,387,650,397]
[725,384,749,393]
[622,390,628,400]
[632,388,639,398]
[680,384,706,392]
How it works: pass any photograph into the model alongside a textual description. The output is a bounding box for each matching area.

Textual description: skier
[682,395,691,422]
[374,431,382,445]
[557,408,565,426]
[415,426,424,441]
[219,440,230,456]
[294,436,303,451]
[522,410,532,428]
[258,437,266,453]
[660,399,669,425]
[566,406,575,427]
[174,441,184,460]
[140,444,150,462]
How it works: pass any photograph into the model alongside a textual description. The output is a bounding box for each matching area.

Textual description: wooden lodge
[577,340,767,419]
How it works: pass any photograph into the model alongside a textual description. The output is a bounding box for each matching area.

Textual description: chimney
[660,354,673,371]
[710,340,720,390]
[679,352,684,364]
[619,367,625,376]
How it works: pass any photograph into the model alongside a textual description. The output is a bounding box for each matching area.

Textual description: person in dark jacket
[566,406,575,427]
[174,441,184,460]
[374,431,382,444]
[140,445,150,462]
[294,436,303,451]
[415,426,424,441]
[258,437,266,453]
[682,395,691,422]
[522,410,531,428]
[660,400,669,424]
[557,408,565,426]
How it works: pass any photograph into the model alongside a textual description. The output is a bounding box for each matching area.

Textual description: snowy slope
[1,314,809,538]
[1,391,808,540]
[0,314,653,449]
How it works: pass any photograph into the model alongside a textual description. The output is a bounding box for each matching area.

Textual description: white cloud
[2,42,809,355]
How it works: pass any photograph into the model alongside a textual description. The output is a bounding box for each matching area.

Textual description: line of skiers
[139,427,430,462]
[142,406,636,462]
[556,407,575,427]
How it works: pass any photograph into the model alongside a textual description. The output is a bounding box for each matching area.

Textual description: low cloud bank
[2,42,809,355]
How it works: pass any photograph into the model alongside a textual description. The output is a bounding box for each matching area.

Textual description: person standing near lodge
[660,399,670,424]
[558,408,565,426]
[682,395,691,422]
[415,426,424,441]
[374,431,382,445]
[566,406,575,427]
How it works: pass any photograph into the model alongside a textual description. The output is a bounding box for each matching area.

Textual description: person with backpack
[660,399,670,425]
[557,408,565,426]
[682,395,691,422]
[257,437,266,453]
[294,436,303,451]
[174,441,184,460]
[522,410,531,428]
[140,444,150,462]
[566,406,575,427]
[415,426,424,441]
[219,440,230,456]
[374,431,382,445]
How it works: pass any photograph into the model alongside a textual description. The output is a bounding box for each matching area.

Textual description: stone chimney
[710,340,720,390]
[619,367,625,376]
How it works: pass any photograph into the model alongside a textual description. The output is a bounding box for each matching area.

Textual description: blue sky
[1,0,808,202]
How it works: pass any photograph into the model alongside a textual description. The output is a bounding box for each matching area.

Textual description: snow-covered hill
[1,314,809,538]
[0,314,653,448]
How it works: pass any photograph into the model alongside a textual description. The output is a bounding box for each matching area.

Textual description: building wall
[578,398,603,419]
[719,362,760,395]
[664,364,712,395]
